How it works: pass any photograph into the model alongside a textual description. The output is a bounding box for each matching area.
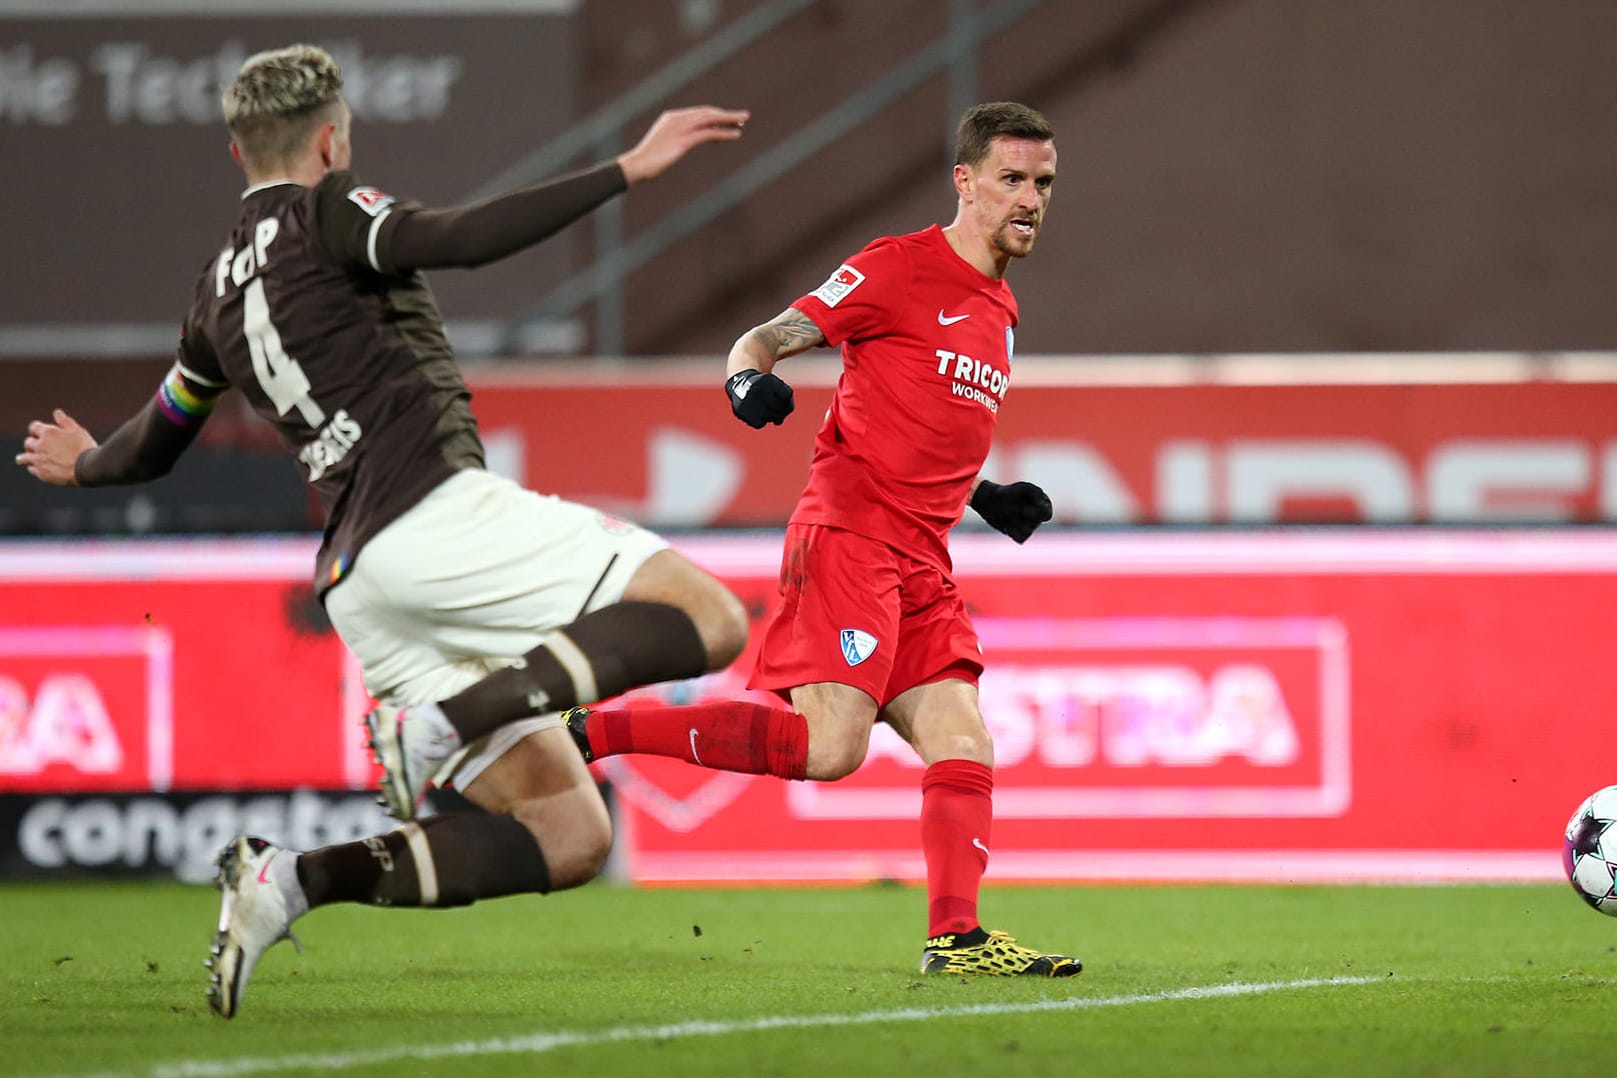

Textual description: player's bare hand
[15,409,95,486]
[618,106,750,185]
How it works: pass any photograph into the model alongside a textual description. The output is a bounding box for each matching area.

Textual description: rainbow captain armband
[156,363,225,427]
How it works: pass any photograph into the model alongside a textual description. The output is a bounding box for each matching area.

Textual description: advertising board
[2,531,1612,883]
[465,374,1617,527]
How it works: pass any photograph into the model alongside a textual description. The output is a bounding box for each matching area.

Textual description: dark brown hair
[954,102,1054,167]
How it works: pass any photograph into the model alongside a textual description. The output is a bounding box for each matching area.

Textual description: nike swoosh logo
[688,728,703,766]
[972,837,990,857]
[257,852,278,886]
[937,310,971,326]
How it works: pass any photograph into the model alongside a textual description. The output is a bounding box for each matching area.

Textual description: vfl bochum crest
[840,628,878,667]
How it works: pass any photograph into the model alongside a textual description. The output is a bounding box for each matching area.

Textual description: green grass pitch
[4,879,1614,1077]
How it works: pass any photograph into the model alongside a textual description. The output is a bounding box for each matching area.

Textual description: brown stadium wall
[569,0,1617,357]
[1,0,1613,364]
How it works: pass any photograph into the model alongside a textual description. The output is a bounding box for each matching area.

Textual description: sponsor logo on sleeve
[811,264,865,308]
[347,187,397,217]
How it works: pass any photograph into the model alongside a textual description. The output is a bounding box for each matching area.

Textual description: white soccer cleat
[364,704,459,821]
[205,835,302,1019]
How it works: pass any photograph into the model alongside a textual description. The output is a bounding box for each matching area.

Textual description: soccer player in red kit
[569,102,1078,976]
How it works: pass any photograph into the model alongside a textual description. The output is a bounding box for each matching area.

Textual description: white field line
[44,976,1377,1078]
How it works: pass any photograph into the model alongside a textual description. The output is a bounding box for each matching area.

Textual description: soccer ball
[1563,785,1617,916]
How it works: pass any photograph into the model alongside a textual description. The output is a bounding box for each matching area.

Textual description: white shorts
[324,468,668,788]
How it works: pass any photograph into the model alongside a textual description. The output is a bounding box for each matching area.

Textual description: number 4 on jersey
[243,278,326,428]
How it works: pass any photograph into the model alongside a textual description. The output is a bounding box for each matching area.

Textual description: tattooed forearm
[750,308,825,359]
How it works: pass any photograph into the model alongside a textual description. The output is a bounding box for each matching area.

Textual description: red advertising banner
[600,532,1617,885]
[0,626,171,791]
[3,531,1615,884]
[465,370,1617,527]
[0,541,367,793]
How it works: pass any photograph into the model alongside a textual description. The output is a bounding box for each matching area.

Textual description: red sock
[921,758,994,937]
[585,701,808,779]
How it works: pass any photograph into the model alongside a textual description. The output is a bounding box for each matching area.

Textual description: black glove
[725,369,795,429]
[970,479,1053,543]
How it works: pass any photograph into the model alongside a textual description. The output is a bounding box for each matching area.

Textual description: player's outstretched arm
[969,477,1053,544]
[723,307,822,429]
[16,409,96,486]
[17,363,224,488]
[381,105,749,272]
[617,106,749,185]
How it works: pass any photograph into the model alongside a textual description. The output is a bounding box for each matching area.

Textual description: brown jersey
[176,172,484,593]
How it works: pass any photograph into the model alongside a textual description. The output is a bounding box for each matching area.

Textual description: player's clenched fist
[725,369,795,429]
[970,479,1052,543]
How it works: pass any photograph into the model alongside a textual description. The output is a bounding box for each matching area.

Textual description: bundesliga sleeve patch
[810,263,866,308]
[346,187,396,217]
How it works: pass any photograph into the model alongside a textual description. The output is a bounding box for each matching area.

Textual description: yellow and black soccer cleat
[920,927,1082,977]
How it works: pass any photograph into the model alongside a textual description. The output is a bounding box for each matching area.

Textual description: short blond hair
[222,44,345,170]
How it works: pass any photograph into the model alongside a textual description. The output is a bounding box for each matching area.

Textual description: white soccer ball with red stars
[1563,785,1617,916]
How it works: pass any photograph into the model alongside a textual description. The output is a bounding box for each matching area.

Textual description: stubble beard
[995,221,1038,261]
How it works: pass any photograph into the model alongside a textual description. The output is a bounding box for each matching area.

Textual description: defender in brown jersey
[15,44,752,1019]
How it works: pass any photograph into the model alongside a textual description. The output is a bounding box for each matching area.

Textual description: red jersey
[789,224,1019,569]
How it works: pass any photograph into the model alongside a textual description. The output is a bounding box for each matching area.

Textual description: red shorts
[749,523,982,706]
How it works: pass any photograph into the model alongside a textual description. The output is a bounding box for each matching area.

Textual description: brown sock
[437,600,708,742]
[297,813,550,908]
